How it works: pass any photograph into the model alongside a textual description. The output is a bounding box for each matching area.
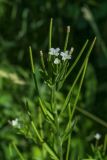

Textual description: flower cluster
[49,47,73,64]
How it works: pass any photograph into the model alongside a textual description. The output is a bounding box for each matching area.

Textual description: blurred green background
[0,0,107,159]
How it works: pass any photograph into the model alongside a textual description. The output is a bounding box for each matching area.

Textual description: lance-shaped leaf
[31,121,59,160]
[29,46,40,96]
[39,98,54,121]
[58,39,89,89]
[60,37,96,115]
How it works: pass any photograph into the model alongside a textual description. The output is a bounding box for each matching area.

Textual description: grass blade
[29,46,40,96]
[39,98,54,121]
[65,39,89,79]
[60,58,85,115]
[64,26,70,51]
[66,135,71,160]
[60,37,96,115]
[70,58,88,120]
[31,121,59,160]
[49,18,53,49]
[58,39,89,89]
[70,37,96,120]
[12,142,25,160]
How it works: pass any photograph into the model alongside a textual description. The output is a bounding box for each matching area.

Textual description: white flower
[54,58,60,64]
[49,48,60,56]
[10,118,20,128]
[60,51,71,61]
[94,133,101,140]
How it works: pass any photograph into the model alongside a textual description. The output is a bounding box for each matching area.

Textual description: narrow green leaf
[64,26,70,51]
[31,121,59,160]
[29,46,35,73]
[66,135,71,160]
[29,46,40,96]
[12,143,25,160]
[65,39,89,79]
[31,121,43,142]
[40,50,48,76]
[70,37,96,120]
[39,98,54,121]
[70,58,88,120]
[32,73,40,96]
[60,58,85,115]
[62,105,77,143]
[49,18,53,49]
[43,143,59,160]
[60,37,96,115]
[59,39,89,89]
[66,105,72,160]
[103,134,107,154]
[48,18,53,70]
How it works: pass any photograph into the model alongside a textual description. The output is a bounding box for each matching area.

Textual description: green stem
[29,46,35,73]
[31,121,59,160]
[64,26,70,51]
[54,112,63,160]
[51,84,55,111]
[49,18,53,62]
[66,135,71,160]
[70,58,88,121]
[29,46,40,96]
[103,134,107,155]
[39,107,43,139]
[51,85,54,111]
[49,18,53,49]
[60,57,85,115]
[59,140,63,160]
[66,105,72,160]
[12,143,25,160]
[58,39,89,90]
[51,83,63,159]
[64,40,89,81]
[31,121,43,142]
[70,37,96,120]
[40,50,48,76]
[60,37,96,115]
